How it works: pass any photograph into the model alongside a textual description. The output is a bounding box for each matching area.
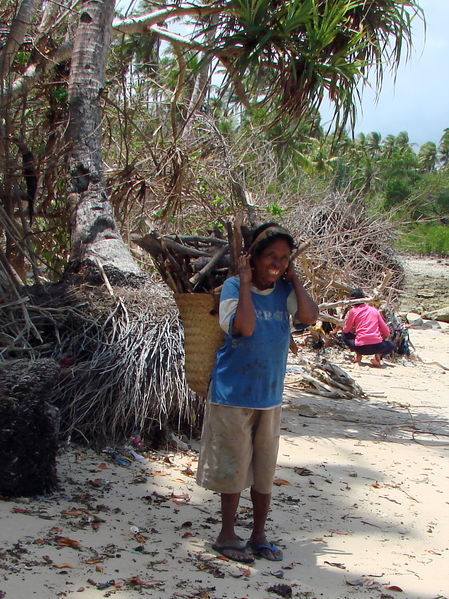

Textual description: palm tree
[438,128,449,167]
[382,134,397,159]
[396,131,411,153]
[66,0,141,275]
[366,132,382,158]
[418,142,437,172]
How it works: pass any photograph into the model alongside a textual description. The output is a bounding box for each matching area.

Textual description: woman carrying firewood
[196,223,318,564]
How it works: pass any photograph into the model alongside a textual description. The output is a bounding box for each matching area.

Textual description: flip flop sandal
[246,541,283,561]
[212,543,255,564]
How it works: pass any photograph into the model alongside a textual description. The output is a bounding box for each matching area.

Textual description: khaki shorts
[196,402,281,494]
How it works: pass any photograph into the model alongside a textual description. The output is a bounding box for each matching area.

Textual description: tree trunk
[0,0,42,83]
[0,0,42,282]
[66,0,141,277]
[181,14,219,139]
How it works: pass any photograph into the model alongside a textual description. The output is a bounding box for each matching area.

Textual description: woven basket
[174,293,225,397]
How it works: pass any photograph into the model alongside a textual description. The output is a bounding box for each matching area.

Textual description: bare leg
[217,492,241,546]
[249,487,271,545]
[248,487,283,560]
[213,493,254,563]
[352,352,362,364]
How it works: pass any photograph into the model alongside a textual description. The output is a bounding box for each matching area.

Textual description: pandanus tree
[0,0,423,281]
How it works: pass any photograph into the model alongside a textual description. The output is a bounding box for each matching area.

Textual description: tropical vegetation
[1,0,439,289]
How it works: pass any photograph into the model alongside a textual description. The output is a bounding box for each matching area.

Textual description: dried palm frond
[0,276,202,447]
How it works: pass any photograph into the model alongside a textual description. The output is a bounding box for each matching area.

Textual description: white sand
[1,324,448,599]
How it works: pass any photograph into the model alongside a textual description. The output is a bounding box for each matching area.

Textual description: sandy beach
[1,317,448,599]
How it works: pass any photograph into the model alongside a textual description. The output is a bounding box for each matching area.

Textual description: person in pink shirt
[342,288,395,367]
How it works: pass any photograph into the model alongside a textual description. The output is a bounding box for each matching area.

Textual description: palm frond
[205,0,423,131]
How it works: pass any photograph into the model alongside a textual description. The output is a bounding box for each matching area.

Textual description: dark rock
[0,359,60,497]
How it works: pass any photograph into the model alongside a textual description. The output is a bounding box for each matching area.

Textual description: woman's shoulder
[223,275,239,288]
[220,275,240,299]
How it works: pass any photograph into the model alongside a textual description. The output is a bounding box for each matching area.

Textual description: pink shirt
[343,304,390,346]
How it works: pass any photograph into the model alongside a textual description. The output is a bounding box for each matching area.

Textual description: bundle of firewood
[132,222,252,294]
[132,223,255,397]
[285,357,366,400]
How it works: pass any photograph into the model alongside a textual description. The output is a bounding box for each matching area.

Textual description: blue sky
[344,0,449,147]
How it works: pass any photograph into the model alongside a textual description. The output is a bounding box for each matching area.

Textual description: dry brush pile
[0,197,405,448]
[285,193,404,309]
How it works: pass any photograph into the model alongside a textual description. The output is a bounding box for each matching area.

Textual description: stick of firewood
[302,388,344,399]
[160,241,194,292]
[302,374,354,399]
[189,244,229,289]
[315,369,362,398]
[226,222,236,275]
[166,234,227,246]
[319,297,374,309]
[318,312,344,325]
[233,214,243,260]
[164,265,183,293]
[133,233,211,259]
[375,270,393,294]
[161,235,213,258]
[226,216,245,275]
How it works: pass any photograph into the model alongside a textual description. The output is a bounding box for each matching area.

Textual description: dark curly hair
[349,287,365,299]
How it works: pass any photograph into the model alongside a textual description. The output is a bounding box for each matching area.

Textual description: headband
[248,225,292,254]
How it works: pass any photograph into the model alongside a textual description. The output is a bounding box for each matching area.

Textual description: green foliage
[407,169,449,220]
[397,224,449,256]
[418,141,437,171]
[15,51,30,66]
[266,203,284,216]
[210,0,421,129]
[50,84,68,104]
[438,128,449,166]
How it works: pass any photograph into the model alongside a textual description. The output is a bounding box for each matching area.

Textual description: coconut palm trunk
[66,0,141,276]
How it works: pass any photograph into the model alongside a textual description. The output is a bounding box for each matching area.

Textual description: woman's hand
[238,254,252,285]
[287,262,319,325]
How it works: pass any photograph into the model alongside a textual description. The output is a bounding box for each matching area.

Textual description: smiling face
[252,238,292,290]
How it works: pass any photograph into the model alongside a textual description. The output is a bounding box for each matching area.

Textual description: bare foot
[370,358,381,367]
